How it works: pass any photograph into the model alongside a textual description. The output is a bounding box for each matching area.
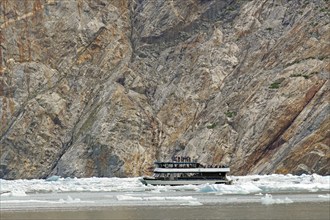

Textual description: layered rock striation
[0,0,329,179]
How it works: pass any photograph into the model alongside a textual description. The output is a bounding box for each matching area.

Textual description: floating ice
[165,196,196,201]
[318,194,330,199]
[58,195,82,203]
[0,189,27,197]
[261,194,293,205]
[116,195,197,202]
[197,182,262,194]
[232,174,330,193]
[116,195,143,201]
[46,176,60,182]
[0,200,58,204]
[180,201,203,206]
[1,198,93,204]
[143,197,166,201]
[0,174,329,195]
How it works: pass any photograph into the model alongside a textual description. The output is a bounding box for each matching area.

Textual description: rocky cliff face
[0,0,329,179]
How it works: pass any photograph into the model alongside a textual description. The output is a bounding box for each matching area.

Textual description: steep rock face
[0,0,329,179]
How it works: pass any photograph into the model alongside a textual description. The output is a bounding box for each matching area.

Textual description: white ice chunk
[198,183,262,194]
[143,197,166,201]
[318,194,330,199]
[0,174,328,195]
[180,201,203,206]
[58,195,82,203]
[46,176,61,181]
[116,195,143,201]
[261,194,293,205]
[9,190,27,197]
[165,196,197,201]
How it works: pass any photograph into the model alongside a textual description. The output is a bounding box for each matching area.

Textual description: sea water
[0,174,329,219]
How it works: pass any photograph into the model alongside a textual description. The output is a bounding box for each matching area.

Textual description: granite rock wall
[0,0,329,179]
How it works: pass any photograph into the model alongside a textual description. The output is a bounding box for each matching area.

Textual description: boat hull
[140,178,230,186]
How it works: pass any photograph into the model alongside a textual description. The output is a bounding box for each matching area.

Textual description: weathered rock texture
[0,0,329,179]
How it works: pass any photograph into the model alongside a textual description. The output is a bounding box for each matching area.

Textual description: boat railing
[153,175,227,181]
[154,161,229,169]
[173,156,197,162]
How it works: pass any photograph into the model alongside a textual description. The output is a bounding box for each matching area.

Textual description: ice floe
[261,194,293,205]
[318,194,330,199]
[0,174,329,196]
[116,195,197,201]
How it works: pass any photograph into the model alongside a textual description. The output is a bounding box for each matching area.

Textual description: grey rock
[0,0,329,179]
